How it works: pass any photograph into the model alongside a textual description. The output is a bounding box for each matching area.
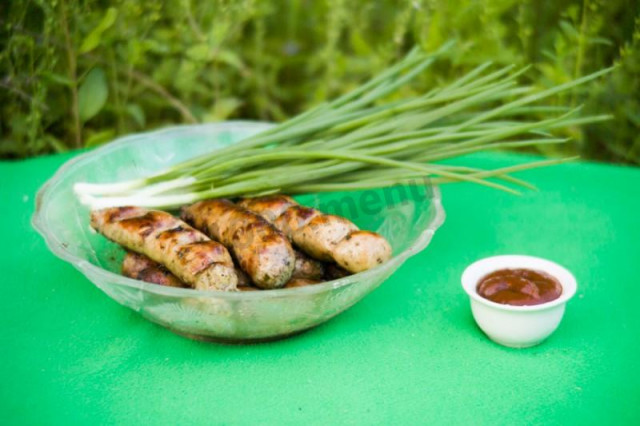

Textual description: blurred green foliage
[1,0,638,162]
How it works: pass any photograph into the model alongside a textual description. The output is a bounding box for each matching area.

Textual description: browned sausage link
[122,250,158,274]
[122,250,319,291]
[122,251,252,289]
[332,230,392,273]
[237,285,260,292]
[91,207,237,291]
[122,252,187,288]
[239,277,321,290]
[292,251,325,280]
[241,197,392,273]
[284,278,323,289]
[324,263,351,280]
[181,200,295,289]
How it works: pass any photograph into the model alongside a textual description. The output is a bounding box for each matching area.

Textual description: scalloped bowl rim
[31,121,446,300]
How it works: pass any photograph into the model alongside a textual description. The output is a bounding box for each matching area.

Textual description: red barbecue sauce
[476,268,562,306]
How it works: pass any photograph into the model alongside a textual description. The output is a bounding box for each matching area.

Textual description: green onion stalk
[75,41,613,210]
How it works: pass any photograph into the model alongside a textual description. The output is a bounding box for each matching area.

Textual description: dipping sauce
[476,268,562,306]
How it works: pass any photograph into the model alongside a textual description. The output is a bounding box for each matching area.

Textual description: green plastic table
[2,150,639,425]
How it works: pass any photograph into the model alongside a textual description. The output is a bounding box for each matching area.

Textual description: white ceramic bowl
[461,255,577,348]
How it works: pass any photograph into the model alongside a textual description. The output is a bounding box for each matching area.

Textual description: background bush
[1,0,638,163]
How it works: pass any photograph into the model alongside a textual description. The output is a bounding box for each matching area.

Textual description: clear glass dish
[32,122,445,343]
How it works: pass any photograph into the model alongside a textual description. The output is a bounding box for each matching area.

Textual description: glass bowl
[32,122,445,343]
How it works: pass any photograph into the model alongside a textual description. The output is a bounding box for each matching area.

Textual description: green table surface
[1,150,639,425]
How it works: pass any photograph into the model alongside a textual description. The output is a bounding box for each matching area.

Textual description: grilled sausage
[292,250,325,280]
[239,195,392,273]
[91,207,237,291]
[237,285,260,291]
[122,251,186,288]
[124,250,252,288]
[324,263,351,280]
[284,278,323,289]
[332,230,392,273]
[122,251,314,291]
[181,200,296,289]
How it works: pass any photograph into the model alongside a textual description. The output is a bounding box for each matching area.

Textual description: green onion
[75,42,613,210]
